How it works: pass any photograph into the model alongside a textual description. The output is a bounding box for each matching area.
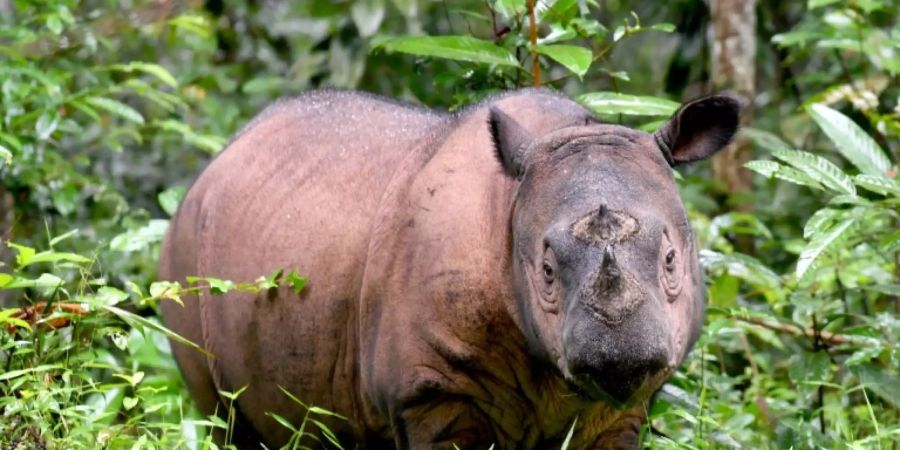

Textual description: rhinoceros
[159,88,740,449]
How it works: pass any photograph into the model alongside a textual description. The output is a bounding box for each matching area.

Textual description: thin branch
[735,314,874,348]
[526,0,540,87]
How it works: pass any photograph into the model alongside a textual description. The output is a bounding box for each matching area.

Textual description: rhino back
[161,90,446,445]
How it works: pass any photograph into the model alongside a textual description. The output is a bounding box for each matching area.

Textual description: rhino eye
[538,247,560,304]
[665,249,676,268]
[542,262,555,283]
[660,232,682,301]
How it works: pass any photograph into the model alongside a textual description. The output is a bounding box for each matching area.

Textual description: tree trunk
[707,0,757,206]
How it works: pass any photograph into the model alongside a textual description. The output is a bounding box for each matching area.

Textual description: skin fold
[159,88,740,449]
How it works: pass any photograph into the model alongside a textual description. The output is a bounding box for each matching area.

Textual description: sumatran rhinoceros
[159,88,740,449]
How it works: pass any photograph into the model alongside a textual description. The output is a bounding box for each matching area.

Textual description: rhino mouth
[568,373,621,405]
[567,371,655,408]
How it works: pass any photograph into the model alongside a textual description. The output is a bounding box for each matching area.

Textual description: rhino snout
[563,299,673,406]
[566,341,668,405]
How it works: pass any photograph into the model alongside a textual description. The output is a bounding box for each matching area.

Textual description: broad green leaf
[803,208,842,239]
[125,280,144,298]
[569,18,608,40]
[285,270,307,295]
[9,242,36,267]
[0,132,21,152]
[184,276,236,295]
[539,24,577,45]
[796,216,856,278]
[844,347,884,367]
[862,284,900,296]
[255,269,283,291]
[0,273,11,288]
[108,62,178,88]
[157,119,227,153]
[808,0,841,8]
[598,67,629,81]
[536,0,578,23]
[494,0,526,18]
[853,174,900,196]
[102,304,208,356]
[709,212,773,239]
[774,166,825,190]
[158,186,186,217]
[0,144,11,167]
[5,273,64,289]
[122,396,138,410]
[827,194,871,206]
[739,320,787,351]
[207,278,234,295]
[744,160,782,178]
[351,0,385,37]
[23,250,91,266]
[771,149,856,195]
[577,92,679,116]
[699,250,781,289]
[535,44,592,78]
[650,23,676,32]
[0,364,64,382]
[852,364,900,409]
[808,103,891,176]
[35,111,60,140]
[149,280,182,305]
[789,351,832,385]
[86,96,145,124]
[46,15,63,34]
[0,308,31,331]
[110,219,169,252]
[96,286,129,306]
[241,76,284,95]
[880,230,900,252]
[741,127,792,152]
[52,185,78,216]
[637,119,665,132]
[376,35,519,67]
[167,14,212,38]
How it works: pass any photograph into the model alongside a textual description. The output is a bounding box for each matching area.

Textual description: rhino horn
[593,245,621,294]
[601,245,620,279]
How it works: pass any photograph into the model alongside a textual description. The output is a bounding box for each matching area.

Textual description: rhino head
[490,94,741,406]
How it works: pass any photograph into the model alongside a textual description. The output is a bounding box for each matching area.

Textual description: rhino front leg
[391,397,496,450]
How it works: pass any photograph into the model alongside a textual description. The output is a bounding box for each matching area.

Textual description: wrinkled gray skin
[160,89,740,449]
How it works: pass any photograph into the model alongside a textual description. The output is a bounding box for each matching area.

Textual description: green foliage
[0,237,201,449]
[0,0,897,448]
[0,236,328,449]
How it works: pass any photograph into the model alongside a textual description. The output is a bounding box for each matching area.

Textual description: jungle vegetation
[0,0,897,448]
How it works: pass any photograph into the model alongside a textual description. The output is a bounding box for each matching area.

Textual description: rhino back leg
[160,187,266,448]
[159,188,220,417]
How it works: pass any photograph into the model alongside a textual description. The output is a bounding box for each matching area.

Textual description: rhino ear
[653,94,742,167]
[489,107,535,178]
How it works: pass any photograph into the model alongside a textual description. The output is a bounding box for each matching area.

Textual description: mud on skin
[159,88,741,449]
